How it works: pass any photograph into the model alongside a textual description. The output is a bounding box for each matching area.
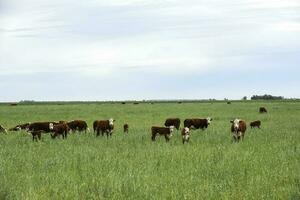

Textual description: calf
[67,120,89,133]
[28,130,43,141]
[0,124,7,133]
[181,127,190,144]
[49,123,69,139]
[250,120,261,129]
[27,122,59,133]
[259,107,267,113]
[230,119,247,142]
[123,123,129,133]
[151,126,174,142]
[95,118,115,137]
[164,118,180,130]
[183,117,212,130]
[9,123,30,131]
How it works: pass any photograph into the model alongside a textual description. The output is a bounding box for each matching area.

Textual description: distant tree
[251,94,284,100]
[242,96,247,100]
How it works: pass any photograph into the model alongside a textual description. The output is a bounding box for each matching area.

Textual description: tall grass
[0,101,299,199]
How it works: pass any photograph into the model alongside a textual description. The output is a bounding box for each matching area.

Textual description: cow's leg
[151,134,156,141]
[38,133,41,141]
[165,135,169,142]
[32,134,35,142]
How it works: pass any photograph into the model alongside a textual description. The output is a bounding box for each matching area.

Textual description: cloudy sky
[1,0,299,101]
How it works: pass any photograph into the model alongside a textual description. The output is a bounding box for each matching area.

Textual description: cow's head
[49,123,54,130]
[169,125,175,136]
[206,117,213,124]
[182,127,190,141]
[230,119,240,131]
[109,118,114,127]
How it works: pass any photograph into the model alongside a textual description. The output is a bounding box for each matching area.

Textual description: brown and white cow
[250,120,261,129]
[95,118,115,137]
[230,119,247,142]
[0,124,7,133]
[123,123,129,133]
[151,126,174,142]
[27,122,59,133]
[49,122,69,139]
[164,118,180,130]
[259,107,267,113]
[9,123,30,131]
[181,127,190,144]
[183,117,212,130]
[67,120,89,133]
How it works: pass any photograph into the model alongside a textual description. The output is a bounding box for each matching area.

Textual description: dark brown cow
[183,117,212,130]
[67,120,89,133]
[9,123,30,131]
[27,122,59,133]
[164,118,180,130]
[151,126,174,142]
[49,123,69,139]
[123,123,129,133]
[230,119,247,142]
[95,118,115,137]
[0,124,7,133]
[28,130,43,141]
[250,120,261,129]
[181,127,190,144]
[259,107,267,113]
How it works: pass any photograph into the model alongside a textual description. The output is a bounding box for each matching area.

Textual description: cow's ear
[230,120,233,123]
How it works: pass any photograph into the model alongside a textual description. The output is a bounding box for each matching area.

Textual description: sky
[0,0,299,101]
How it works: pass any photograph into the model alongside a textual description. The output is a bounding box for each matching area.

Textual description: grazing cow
[27,122,59,133]
[0,124,7,133]
[250,120,261,129]
[95,118,115,137]
[49,123,69,139]
[28,130,43,141]
[9,123,30,131]
[151,126,174,142]
[183,117,213,130]
[181,127,190,144]
[123,123,129,133]
[259,107,267,113]
[67,120,89,133]
[164,118,180,130]
[230,119,247,142]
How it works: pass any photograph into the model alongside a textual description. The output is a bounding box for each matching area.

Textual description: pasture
[0,101,299,199]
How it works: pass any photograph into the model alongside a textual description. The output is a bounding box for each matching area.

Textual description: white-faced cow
[183,117,212,130]
[49,122,69,139]
[181,127,190,144]
[250,120,261,129]
[95,118,115,137]
[151,126,174,142]
[27,122,59,133]
[230,119,247,142]
[164,118,180,130]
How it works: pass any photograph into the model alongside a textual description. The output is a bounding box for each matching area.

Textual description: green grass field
[0,101,299,199]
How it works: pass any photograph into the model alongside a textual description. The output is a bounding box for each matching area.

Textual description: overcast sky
[1,0,299,101]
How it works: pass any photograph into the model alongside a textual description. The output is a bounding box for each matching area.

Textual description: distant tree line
[251,94,284,100]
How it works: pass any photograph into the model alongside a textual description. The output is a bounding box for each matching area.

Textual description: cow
[183,117,213,130]
[0,124,7,133]
[28,130,43,141]
[67,120,89,133]
[250,120,261,129]
[259,107,267,113]
[95,118,115,137]
[49,123,69,139]
[27,122,59,133]
[123,123,129,133]
[164,118,180,130]
[151,126,174,142]
[9,123,30,131]
[230,119,247,142]
[181,127,190,144]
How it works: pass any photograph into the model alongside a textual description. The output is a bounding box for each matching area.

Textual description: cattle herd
[0,107,267,144]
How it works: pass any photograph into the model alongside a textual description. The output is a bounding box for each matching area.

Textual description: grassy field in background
[0,101,299,199]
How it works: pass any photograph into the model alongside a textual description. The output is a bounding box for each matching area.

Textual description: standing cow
[151,126,174,142]
[49,122,69,139]
[28,130,43,141]
[95,118,115,137]
[67,120,89,133]
[164,118,180,130]
[184,117,212,130]
[27,122,59,133]
[259,107,267,113]
[181,127,190,144]
[230,119,247,142]
[250,120,261,129]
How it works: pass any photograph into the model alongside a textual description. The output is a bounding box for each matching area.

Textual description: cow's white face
[169,126,174,136]
[232,119,240,131]
[206,117,212,124]
[109,118,114,126]
[49,123,54,130]
[183,127,190,135]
